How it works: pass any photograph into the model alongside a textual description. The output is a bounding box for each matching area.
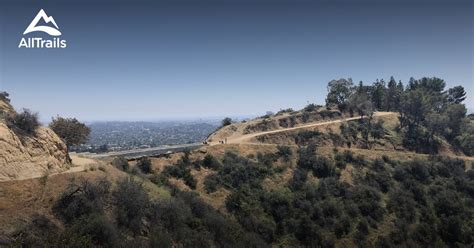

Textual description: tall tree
[326,78,354,112]
[384,77,402,111]
[371,79,386,111]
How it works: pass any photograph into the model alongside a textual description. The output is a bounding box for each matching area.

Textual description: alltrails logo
[18,9,67,48]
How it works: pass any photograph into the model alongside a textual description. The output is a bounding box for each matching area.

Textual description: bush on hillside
[202,154,222,170]
[6,109,40,135]
[276,145,292,161]
[304,103,318,112]
[111,156,129,171]
[221,117,232,127]
[0,91,10,102]
[276,108,294,115]
[136,157,152,174]
[112,177,150,234]
[53,179,111,224]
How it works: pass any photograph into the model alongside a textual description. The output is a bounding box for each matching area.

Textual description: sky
[0,0,472,122]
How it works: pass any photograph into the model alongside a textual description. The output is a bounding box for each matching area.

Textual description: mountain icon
[23,9,61,36]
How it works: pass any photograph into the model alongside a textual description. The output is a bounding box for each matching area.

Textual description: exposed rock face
[0,100,69,181]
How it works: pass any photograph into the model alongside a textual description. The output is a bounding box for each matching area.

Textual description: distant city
[71,121,220,153]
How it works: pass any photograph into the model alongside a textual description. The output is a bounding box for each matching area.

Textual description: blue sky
[0,0,472,122]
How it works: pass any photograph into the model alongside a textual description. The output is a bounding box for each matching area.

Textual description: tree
[348,92,374,118]
[447,86,466,104]
[326,78,354,111]
[384,77,402,111]
[49,117,90,149]
[221,117,232,127]
[456,119,474,155]
[371,79,386,110]
[444,104,467,140]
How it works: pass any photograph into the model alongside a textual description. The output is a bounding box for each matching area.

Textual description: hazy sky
[0,0,472,122]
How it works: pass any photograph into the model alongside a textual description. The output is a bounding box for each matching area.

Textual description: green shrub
[202,154,221,170]
[112,177,150,234]
[68,214,119,248]
[53,179,110,223]
[276,145,292,161]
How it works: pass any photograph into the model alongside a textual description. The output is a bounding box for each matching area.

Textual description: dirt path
[0,154,100,182]
[211,112,395,145]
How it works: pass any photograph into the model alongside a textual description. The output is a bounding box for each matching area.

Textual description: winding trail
[210,112,395,145]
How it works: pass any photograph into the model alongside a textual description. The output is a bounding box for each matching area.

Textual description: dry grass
[0,165,126,236]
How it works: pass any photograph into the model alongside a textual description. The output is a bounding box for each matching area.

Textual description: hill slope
[0,99,69,181]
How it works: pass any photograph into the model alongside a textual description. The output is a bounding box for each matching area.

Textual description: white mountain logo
[23,9,61,36]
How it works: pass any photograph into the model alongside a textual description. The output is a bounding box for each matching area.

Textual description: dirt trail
[211,112,395,145]
[0,154,100,182]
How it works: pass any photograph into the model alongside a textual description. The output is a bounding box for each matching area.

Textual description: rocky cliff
[0,99,69,181]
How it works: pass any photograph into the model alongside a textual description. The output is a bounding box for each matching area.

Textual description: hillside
[1,77,473,247]
[1,109,473,247]
[208,108,461,157]
[0,98,69,181]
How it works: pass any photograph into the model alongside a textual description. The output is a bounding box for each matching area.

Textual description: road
[79,143,203,159]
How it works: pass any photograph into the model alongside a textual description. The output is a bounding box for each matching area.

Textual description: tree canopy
[49,116,90,148]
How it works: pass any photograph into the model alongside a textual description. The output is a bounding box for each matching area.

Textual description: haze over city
[1,0,472,122]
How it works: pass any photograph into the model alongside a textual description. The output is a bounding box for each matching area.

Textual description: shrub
[6,109,40,135]
[221,117,232,127]
[53,179,110,223]
[0,91,10,102]
[202,154,221,170]
[387,190,417,223]
[163,164,197,189]
[150,173,169,186]
[182,172,197,189]
[111,156,129,171]
[276,108,294,115]
[136,157,152,174]
[312,156,336,178]
[149,227,173,248]
[297,145,335,178]
[68,213,119,247]
[112,177,150,234]
[303,103,318,112]
[204,174,220,193]
[294,130,323,145]
[276,145,292,161]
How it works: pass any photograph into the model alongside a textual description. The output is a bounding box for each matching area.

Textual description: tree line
[325,77,472,154]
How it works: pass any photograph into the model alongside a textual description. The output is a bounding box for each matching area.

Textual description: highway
[77,143,203,159]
